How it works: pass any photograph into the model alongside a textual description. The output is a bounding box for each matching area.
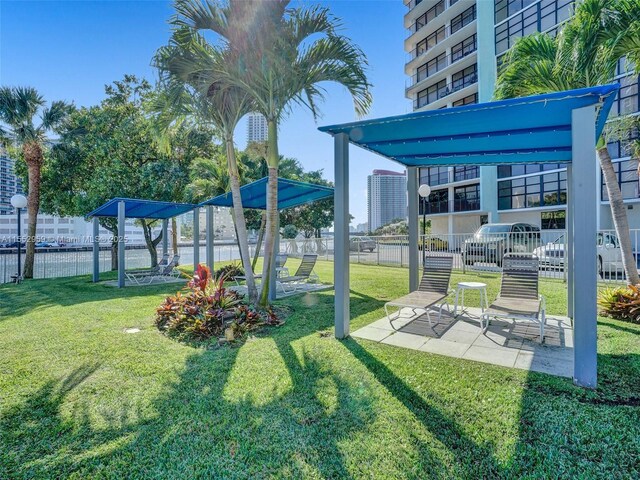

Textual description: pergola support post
[269,215,280,301]
[206,206,214,273]
[92,217,100,283]
[162,219,169,256]
[407,167,419,291]
[334,133,350,339]
[193,207,200,271]
[571,105,598,388]
[566,164,574,318]
[117,200,126,288]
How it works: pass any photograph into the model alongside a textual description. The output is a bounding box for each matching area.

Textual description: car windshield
[477,225,511,234]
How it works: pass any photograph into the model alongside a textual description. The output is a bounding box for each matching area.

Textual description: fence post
[400,237,404,267]
[377,238,380,265]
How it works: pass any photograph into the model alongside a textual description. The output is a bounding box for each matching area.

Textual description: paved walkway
[352,306,574,378]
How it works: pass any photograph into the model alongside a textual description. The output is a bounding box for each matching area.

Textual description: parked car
[462,223,541,266]
[0,241,25,249]
[534,232,624,276]
[350,236,376,252]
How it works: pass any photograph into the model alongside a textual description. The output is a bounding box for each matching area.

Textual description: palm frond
[40,100,74,132]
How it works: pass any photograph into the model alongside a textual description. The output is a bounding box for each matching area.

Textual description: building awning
[87,198,197,219]
[318,84,619,167]
[199,177,333,210]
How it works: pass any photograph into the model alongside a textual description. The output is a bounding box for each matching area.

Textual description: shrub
[598,285,640,324]
[155,265,279,341]
[214,262,244,280]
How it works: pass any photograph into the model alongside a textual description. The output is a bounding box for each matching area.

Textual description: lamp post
[418,184,431,267]
[10,194,28,283]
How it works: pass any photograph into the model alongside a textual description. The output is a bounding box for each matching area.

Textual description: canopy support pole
[334,133,350,339]
[162,219,169,256]
[571,105,598,389]
[566,164,574,319]
[206,206,214,273]
[269,215,280,301]
[407,167,419,291]
[193,207,200,271]
[92,217,100,283]
[117,200,125,288]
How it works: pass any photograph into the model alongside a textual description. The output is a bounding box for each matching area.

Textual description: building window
[419,166,449,187]
[606,125,639,160]
[452,93,478,107]
[451,64,477,92]
[451,5,476,35]
[541,210,566,229]
[416,79,446,108]
[453,165,479,181]
[498,171,566,210]
[422,189,448,214]
[495,0,538,24]
[495,0,573,55]
[414,0,445,33]
[497,163,563,178]
[415,26,446,58]
[609,74,639,117]
[416,52,447,83]
[601,158,640,201]
[453,183,480,212]
[451,34,477,63]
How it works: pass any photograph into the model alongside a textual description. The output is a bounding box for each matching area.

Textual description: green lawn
[1,261,639,478]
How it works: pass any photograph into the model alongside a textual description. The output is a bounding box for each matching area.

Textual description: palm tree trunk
[259,120,279,307]
[22,142,44,279]
[598,146,640,284]
[225,135,258,302]
[252,213,266,269]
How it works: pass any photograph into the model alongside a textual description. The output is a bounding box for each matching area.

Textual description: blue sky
[1,0,409,225]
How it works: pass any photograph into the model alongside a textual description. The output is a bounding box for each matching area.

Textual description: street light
[10,194,27,283]
[418,184,431,267]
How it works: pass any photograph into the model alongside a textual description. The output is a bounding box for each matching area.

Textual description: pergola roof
[87,198,196,220]
[199,177,333,210]
[318,84,619,167]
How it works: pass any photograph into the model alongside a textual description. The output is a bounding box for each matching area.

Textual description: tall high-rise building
[0,147,23,215]
[247,112,268,143]
[367,169,408,232]
[404,0,639,235]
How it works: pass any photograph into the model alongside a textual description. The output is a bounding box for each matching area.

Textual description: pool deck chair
[480,253,546,342]
[234,254,289,285]
[277,254,319,293]
[384,254,454,327]
[124,253,171,285]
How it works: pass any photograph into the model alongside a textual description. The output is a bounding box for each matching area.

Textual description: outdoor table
[454,281,489,316]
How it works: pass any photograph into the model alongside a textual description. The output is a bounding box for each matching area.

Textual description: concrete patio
[352,306,574,377]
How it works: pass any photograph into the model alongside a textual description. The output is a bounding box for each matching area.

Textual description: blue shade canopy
[200,177,333,210]
[87,198,197,219]
[319,84,619,166]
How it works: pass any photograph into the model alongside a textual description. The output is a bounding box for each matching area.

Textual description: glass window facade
[420,166,449,187]
[452,64,477,91]
[451,5,476,34]
[416,79,446,108]
[495,0,537,23]
[452,93,478,107]
[415,26,446,58]
[497,163,564,178]
[416,52,447,83]
[454,184,480,211]
[609,74,639,117]
[453,165,479,181]
[498,171,567,210]
[495,0,573,55]
[451,34,477,63]
[541,210,566,229]
[415,0,445,33]
[601,159,640,201]
[421,189,449,214]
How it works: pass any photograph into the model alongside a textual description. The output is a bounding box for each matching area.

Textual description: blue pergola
[320,84,619,388]
[87,198,198,288]
[200,177,333,299]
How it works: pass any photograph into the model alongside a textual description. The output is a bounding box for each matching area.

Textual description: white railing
[2,230,638,284]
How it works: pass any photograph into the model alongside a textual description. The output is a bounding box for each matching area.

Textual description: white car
[533,232,624,276]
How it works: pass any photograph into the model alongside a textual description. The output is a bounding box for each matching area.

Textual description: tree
[174,0,372,305]
[494,0,640,284]
[0,87,73,278]
[153,23,260,304]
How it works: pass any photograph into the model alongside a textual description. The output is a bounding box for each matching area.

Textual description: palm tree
[494,0,640,284]
[153,29,260,302]
[0,87,73,278]
[174,0,373,305]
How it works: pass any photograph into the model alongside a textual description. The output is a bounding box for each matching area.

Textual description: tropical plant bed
[155,265,282,344]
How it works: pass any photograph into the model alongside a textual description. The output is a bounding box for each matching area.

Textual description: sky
[0,0,410,226]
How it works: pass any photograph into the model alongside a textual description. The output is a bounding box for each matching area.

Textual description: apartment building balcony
[405,1,475,53]
[406,37,477,94]
[413,70,478,110]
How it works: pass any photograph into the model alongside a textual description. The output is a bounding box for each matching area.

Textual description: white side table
[454,281,489,316]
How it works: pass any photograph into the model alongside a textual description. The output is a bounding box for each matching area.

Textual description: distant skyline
[0,0,408,225]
